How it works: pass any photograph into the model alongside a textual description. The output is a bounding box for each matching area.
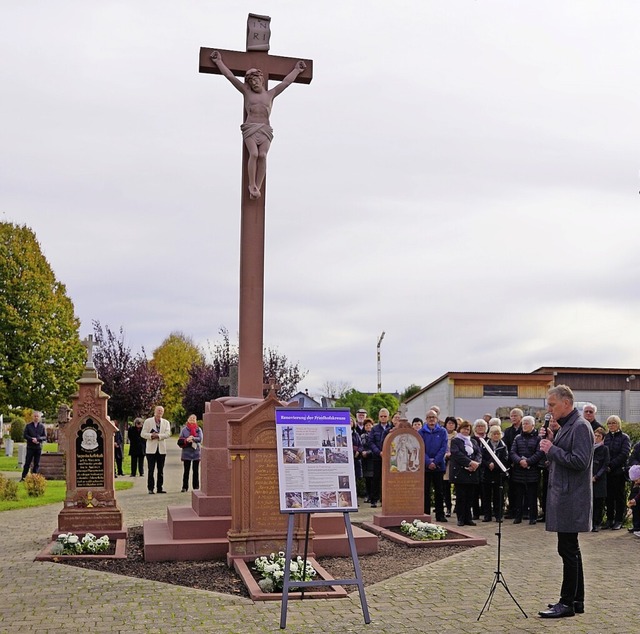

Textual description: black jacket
[450,436,482,485]
[509,430,544,483]
[604,430,631,474]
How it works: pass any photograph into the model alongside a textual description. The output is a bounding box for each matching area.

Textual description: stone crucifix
[200,14,312,398]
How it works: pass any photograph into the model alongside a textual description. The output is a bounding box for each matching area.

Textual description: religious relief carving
[75,398,102,419]
[209,50,306,200]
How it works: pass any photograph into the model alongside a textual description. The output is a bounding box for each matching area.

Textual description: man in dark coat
[127,418,146,477]
[21,411,47,480]
[538,385,594,619]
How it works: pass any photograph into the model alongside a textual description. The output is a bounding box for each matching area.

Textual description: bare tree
[320,380,352,399]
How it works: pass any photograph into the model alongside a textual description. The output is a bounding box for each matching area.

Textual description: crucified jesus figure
[210,51,307,199]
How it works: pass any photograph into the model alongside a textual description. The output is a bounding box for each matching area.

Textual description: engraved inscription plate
[252,450,286,530]
[75,420,105,488]
[246,13,271,51]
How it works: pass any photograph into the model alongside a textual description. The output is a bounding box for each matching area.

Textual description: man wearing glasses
[581,403,601,432]
[419,410,448,521]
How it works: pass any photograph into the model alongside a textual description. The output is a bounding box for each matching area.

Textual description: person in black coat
[114,424,125,477]
[603,415,631,530]
[127,418,146,477]
[21,411,47,480]
[481,423,509,522]
[360,419,375,504]
[591,426,609,531]
[509,416,545,524]
[450,420,482,527]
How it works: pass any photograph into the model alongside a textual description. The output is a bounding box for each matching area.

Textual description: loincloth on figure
[240,122,274,145]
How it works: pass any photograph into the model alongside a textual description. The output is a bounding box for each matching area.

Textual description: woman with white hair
[480,423,509,522]
[509,415,544,524]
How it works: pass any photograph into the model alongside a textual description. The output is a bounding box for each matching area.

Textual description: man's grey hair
[548,384,575,404]
[510,408,524,418]
[582,402,597,414]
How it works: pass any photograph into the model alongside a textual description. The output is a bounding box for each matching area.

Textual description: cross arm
[199,47,313,84]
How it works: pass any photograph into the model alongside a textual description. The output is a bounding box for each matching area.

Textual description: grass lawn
[0,443,133,474]
[0,478,133,512]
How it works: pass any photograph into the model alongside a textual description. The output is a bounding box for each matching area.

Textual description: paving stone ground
[1,444,638,633]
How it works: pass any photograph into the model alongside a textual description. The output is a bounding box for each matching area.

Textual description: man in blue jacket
[21,411,47,480]
[419,410,449,522]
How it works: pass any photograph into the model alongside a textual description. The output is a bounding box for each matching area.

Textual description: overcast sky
[2,1,640,397]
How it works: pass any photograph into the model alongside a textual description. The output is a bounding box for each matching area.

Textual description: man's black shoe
[539,603,575,618]
[157,489,167,494]
[611,522,623,530]
[435,516,448,523]
[547,601,583,614]
[148,490,155,494]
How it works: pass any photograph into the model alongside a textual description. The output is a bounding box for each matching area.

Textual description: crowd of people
[349,400,640,534]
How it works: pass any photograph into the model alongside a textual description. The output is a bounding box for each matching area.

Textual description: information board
[275,408,357,513]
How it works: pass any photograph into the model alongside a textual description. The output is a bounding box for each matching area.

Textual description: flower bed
[400,519,447,541]
[254,551,317,593]
[53,533,111,555]
[35,533,126,561]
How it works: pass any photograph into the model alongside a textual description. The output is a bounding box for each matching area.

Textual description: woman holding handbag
[178,415,203,492]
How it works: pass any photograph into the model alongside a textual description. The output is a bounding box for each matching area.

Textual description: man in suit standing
[141,406,172,494]
[21,411,47,480]
[538,385,594,619]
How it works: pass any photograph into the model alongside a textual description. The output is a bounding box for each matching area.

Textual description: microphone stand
[477,438,527,620]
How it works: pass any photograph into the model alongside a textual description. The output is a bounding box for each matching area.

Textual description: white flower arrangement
[253,551,317,593]
[54,532,110,555]
[400,519,448,541]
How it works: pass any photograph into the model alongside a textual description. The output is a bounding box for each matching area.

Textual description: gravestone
[373,421,430,528]
[55,363,124,538]
[226,394,307,562]
[38,404,70,480]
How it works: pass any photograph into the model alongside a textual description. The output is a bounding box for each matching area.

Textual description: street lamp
[377,331,385,393]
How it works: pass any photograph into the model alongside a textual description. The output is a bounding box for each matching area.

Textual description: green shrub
[9,419,25,443]
[24,473,47,497]
[623,422,640,446]
[0,475,19,501]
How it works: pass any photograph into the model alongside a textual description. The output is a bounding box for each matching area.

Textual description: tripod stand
[476,443,527,620]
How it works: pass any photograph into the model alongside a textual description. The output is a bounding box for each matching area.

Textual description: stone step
[143,519,229,561]
[167,505,231,540]
[311,525,379,557]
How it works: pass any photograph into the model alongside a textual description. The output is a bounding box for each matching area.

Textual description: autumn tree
[92,321,163,423]
[181,327,307,414]
[182,363,224,420]
[151,332,204,424]
[0,223,85,413]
